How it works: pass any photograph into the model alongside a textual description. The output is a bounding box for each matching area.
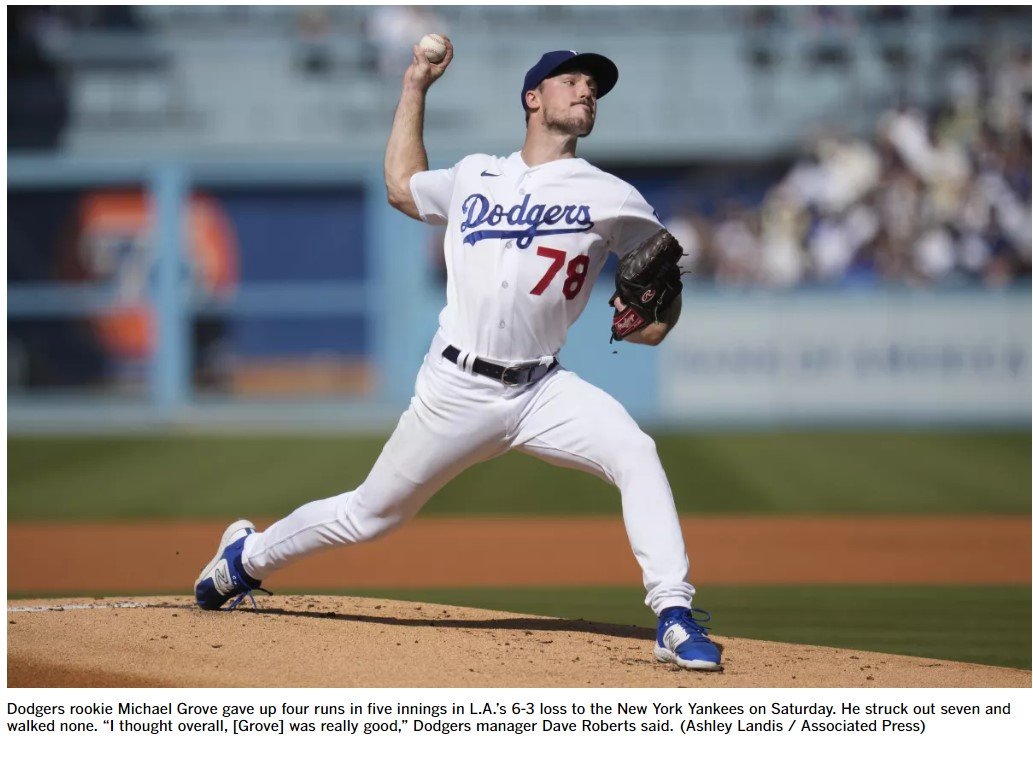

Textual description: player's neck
[520,129,578,167]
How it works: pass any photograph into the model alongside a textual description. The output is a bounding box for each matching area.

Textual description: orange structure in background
[67,190,239,360]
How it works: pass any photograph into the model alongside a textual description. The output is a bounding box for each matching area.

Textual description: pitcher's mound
[8,596,1029,688]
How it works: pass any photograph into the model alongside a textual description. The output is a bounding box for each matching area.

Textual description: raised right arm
[384,37,453,220]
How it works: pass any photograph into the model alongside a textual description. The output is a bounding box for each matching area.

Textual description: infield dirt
[8,596,1030,688]
[7,515,1030,594]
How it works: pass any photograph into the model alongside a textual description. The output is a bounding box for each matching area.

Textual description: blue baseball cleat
[654,606,722,671]
[194,519,265,610]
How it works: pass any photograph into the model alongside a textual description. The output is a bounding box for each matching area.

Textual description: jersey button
[498,321,506,329]
[505,241,513,249]
[501,281,509,288]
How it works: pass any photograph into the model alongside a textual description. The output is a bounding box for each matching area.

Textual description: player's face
[537,70,598,137]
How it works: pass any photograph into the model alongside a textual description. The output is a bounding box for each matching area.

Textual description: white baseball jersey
[410,151,663,362]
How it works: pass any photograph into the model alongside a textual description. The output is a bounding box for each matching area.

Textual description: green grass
[311,585,1032,670]
[7,430,1030,520]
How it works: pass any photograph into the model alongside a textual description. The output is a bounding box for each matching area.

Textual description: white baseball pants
[241,335,696,615]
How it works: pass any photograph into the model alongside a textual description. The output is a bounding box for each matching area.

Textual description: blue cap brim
[544,53,619,99]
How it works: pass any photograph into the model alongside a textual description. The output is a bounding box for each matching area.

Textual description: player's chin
[571,117,595,137]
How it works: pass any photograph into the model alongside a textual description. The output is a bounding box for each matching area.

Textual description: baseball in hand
[419,33,447,63]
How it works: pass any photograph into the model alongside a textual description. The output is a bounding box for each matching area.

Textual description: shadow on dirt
[37,598,657,641]
[248,605,657,641]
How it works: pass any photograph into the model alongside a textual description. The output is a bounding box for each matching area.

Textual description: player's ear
[524,88,540,114]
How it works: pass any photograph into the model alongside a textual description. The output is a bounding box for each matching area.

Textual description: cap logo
[570,50,578,55]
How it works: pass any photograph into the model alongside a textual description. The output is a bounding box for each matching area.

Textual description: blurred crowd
[670,52,1031,289]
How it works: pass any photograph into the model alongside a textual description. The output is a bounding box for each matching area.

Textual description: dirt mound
[7,596,1028,688]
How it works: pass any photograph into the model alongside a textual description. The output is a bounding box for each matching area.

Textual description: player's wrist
[623,321,670,346]
[401,76,431,96]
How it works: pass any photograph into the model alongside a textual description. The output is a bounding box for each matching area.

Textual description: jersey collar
[508,151,584,175]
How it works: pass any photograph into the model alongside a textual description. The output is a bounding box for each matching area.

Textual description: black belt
[442,345,557,386]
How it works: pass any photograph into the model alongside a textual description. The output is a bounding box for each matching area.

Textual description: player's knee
[610,430,660,481]
[628,431,659,462]
[343,490,425,542]
[345,509,407,542]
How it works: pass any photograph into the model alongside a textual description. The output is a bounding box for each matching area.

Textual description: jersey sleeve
[612,186,665,257]
[409,163,459,225]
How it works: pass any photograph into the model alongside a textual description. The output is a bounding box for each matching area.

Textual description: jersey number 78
[530,246,590,300]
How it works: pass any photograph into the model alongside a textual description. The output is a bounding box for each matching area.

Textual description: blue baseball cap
[521,50,619,111]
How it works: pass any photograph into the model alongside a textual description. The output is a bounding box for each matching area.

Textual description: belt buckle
[500,365,522,386]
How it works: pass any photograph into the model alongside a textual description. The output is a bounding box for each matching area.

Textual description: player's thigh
[354,359,507,517]
[510,369,657,485]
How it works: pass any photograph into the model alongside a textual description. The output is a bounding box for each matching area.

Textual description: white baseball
[419,33,447,64]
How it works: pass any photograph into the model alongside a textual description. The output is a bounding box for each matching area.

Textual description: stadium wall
[8,154,1028,431]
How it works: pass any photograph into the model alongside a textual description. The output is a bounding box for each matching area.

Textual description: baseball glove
[609,228,684,341]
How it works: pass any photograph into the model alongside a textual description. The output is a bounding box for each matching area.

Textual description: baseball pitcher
[195,40,721,671]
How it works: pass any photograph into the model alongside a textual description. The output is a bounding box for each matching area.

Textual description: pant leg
[243,354,508,578]
[509,367,696,615]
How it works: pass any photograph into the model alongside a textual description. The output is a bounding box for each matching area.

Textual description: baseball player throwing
[195,39,721,671]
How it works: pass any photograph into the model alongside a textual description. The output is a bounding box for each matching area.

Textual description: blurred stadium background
[7,5,1031,669]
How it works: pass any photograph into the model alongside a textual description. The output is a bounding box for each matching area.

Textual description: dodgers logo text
[460,193,593,248]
